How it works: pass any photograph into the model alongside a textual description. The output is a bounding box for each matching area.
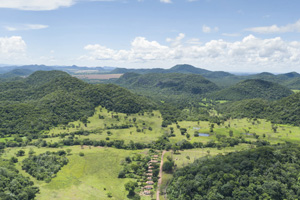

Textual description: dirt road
[157,150,166,200]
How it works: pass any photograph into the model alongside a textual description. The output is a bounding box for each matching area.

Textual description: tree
[186,133,190,139]
[229,130,233,137]
[16,150,25,157]
[79,152,84,156]
[66,149,72,155]
[124,181,138,196]
[171,145,180,154]
[29,148,35,156]
[162,161,174,172]
[180,128,187,135]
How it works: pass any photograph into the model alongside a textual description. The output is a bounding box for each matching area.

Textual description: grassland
[2,146,150,200]
[46,106,163,144]
[44,106,300,146]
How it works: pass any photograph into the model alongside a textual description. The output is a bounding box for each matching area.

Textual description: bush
[79,152,84,156]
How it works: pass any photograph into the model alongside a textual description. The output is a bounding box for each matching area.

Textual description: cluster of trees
[0,70,154,136]
[0,159,39,199]
[22,151,69,182]
[167,144,300,199]
[218,92,300,126]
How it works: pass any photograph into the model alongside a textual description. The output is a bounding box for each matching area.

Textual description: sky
[0,0,300,73]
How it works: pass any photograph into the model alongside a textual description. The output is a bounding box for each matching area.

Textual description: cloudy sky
[0,0,300,73]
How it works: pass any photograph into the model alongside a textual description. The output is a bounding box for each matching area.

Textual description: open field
[46,106,164,144]
[44,106,300,146]
[2,146,148,200]
[0,137,13,142]
[73,74,123,80]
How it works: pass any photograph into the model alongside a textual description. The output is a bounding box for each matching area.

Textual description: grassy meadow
[2,146,149,200]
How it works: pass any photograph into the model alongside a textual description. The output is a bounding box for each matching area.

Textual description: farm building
[146,181,154,185]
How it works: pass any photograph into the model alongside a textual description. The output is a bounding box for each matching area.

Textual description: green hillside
[217,92,300,126]
[211,79,293,101]
[115,72,220,96]
[167,145,300,200]
[0,71,154,135]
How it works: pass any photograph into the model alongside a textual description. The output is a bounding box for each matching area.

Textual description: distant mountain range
[111,64,300,90]
[0,64,115,75]
[1,64,300,90]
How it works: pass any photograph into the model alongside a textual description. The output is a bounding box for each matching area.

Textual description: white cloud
[0,0,75,10]
[0,36,26,60]
[166,33,185,47]
[246,19,300,34]
[5,24,49,31]
[82,34,300,72]
[160,0,172,3]
[202,25,219,33]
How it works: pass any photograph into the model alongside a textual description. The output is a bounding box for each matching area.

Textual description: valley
[1,67,300,200]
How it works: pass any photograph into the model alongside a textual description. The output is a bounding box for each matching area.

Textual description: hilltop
[0,70,154,135]
[211,79,293,101]
[115,72,220,96]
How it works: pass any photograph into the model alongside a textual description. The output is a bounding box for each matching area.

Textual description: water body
[198,133,210,137]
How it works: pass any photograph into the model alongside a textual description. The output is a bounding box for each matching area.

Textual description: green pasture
[44,106,300,146]
[46,106,163,144]
[0,137,13,142]
[2,146,148,200]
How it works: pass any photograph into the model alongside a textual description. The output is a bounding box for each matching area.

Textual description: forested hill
[114,72,220,96]
[210,79,293,101]
[217,92,300,126]
[167,145,300,200]
[111,64,300,90]
[111,64,234,79]
[0,71,154,135]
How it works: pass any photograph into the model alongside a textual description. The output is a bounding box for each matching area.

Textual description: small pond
[198,133,210,137]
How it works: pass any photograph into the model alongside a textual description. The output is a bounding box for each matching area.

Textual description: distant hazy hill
[0,71,154,135]
[0,65,115,76]
[0,68,32,79]
[111,64,233,77]
[111,64,300,90]
[115,72,220,96]
[211,79,293,101]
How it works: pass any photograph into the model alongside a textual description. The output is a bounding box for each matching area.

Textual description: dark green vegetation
[167,145,300,200]
[111,64,233,79]
[113,72,220,125]
[0,159,39,199]
[110,64,300,90]
[218,92,300,126]
[0,69,32,83]
[211,79,293,101]
[22,151,68,182]
[0,70,154,135]
[115,72,220,96]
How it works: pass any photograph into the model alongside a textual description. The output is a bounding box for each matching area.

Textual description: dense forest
[217,92,300,126]
[22,151,69,182]
[0,71,154,136]
[110,64,300,90]
[210,79,293,101]
[0,159,39,199]
[115,72,220,96]
[167,145,300,200]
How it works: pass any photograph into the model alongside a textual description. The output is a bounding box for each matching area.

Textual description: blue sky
[0,0,300,72]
